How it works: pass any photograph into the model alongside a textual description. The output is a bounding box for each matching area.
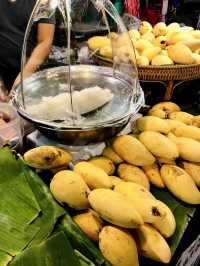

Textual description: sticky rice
[26,86,114,121]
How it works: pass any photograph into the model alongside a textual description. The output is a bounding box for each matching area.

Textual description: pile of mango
[23,101,200,266]
[88,21,200,66]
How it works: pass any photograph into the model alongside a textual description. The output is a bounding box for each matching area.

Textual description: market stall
[0,1,200,266]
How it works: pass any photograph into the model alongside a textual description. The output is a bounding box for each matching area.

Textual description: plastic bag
[176,235,200,266]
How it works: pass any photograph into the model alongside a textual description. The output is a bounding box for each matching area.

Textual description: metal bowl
[35,117,130,145]
[13,65,139,126]
[13,65,143,144]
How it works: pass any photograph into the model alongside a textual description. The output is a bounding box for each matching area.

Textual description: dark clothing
[0,0,54,90]
[167,0,200,27]
[0,0,36,70]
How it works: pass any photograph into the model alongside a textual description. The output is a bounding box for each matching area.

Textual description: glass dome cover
[13,0,144,134]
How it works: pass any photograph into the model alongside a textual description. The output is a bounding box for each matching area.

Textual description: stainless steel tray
[13,65,140,128]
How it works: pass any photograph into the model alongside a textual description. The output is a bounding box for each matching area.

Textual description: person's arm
[11,23,55,91]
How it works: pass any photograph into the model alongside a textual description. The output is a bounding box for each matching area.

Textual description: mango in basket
[153,22,168,37]
[136,55,149,67]
[153,36,167,49]
[192,115,200,127]
[114,32,132,49]
[141,32,155,42]
[99,45,112,59]
[167,22,180,31]
[151,55,174,66]
[191,30,200,39]
[88,36,110,51]
[160,50,168,56]
[167,32,190,45]
[181,39,200,52]
[142,47,161,62]
[135,39,153,52]
[192,53,200,64]
[128,29,140,40]
[167,43,195,64]
[139,21,153,35]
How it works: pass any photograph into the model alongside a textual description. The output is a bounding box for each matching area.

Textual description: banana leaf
[22,166,65,246]
[0,147,65,257]
[151,188,196,255]
[0,148,41,256]
[75,250,96,266]
[0,148,41,225]
[9,232,80,266]
[0,250,12,266]
[0,213,39,256]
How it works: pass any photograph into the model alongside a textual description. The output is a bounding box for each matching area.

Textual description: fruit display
[1,101,199,266]
[88,21,200,66]
[22,102,199,265]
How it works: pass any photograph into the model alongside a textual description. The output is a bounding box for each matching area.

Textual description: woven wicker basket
[93,54,200,81]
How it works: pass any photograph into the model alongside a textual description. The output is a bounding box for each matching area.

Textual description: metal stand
[164,79,199,101]
[141,78,200,101]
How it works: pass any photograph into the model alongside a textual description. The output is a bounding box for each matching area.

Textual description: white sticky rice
[27,86,114,121]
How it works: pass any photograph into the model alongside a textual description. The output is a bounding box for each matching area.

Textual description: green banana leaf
[0,250,12,266]
[22,166,65,246]
[0,147,65,258]
[75,250,96,266]
[0,213,39,256]
[10,232,80,266]
[151,188,196,255]
[0,148,41,225]
[0,148,41,256]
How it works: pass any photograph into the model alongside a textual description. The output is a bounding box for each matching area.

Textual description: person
[0,0,55,100]
[167,0,200,27]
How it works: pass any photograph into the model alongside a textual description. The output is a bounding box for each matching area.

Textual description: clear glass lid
[15,0,143,129]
